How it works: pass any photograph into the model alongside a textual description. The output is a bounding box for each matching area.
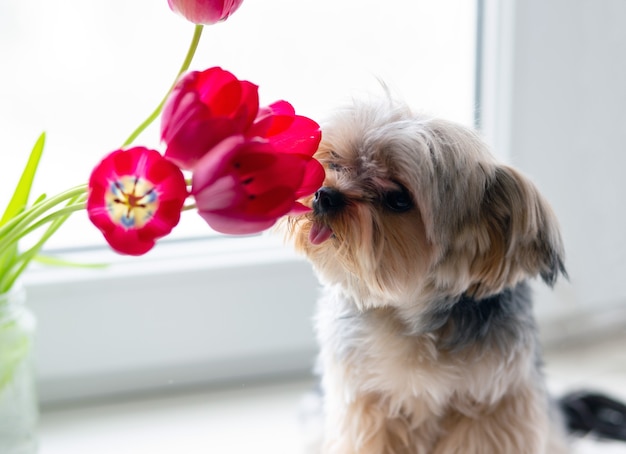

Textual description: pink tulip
[167,0,244,25]
[248,100,322,157]
[161,67,259,170]
[87,147,188,255]
[191,134,324,235]
[248,100,325,201]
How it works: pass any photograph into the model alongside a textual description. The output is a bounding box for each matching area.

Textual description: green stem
[122,24,204,147]
[0,185,87,255]
[0,185,86,238]
[1,196,82,292]
[5,203,86,248]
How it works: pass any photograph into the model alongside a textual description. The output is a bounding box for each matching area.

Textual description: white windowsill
[38,332,626,454]
[24,233,321,404]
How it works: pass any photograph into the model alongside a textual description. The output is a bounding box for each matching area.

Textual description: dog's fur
[286,98,570,453]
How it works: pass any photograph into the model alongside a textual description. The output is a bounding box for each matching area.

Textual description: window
[1,0,478,403]
[1,0,477,250]
[478,0,626,338]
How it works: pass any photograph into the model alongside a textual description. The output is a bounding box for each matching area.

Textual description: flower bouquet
[0,1,324,452]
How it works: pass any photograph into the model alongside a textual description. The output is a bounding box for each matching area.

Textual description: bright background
[0,0,478,404]
[0,0,476,249]
[1,4,626,445]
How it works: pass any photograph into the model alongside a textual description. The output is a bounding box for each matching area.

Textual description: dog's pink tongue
[309,222,333,245]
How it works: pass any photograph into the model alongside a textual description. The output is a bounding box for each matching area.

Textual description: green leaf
[0,133,46,227]
[32,193,47,206]
[34,255,108,269]
[1,194,81,291]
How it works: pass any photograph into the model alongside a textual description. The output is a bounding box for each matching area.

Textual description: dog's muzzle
[313,187,345,216]
[309,187,342,245]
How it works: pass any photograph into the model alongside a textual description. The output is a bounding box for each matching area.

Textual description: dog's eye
[328,162,343,171]
[383,188,413,212]
[325,151,345,172]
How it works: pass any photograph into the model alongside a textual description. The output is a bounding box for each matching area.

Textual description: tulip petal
[295,158,326,198]
[268,115,322,156]
[103,228,155,256]
[198,210,277,235]
[191,135,248,191]
[247,100,295,138]
[194,174,246,212]
[287,201,312,216]
[87,147,187,255]
[167,0,244,25]
[165,116,243,169]
[161,84,204,144]
[161,67,260,169]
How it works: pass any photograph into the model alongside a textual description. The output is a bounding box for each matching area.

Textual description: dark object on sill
[560,390,626,441]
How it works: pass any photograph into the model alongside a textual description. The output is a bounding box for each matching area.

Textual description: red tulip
[248,100,322,158]
[191,135,324,234]
[87,147,188,255]
[161,67,259,170]
[249,101,325,202]
[247,101,297,139]
[167,0,244,25]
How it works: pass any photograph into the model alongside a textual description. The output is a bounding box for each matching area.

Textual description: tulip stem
[0,186,87,258]
[0,194,85,291]
[122,24,204,148]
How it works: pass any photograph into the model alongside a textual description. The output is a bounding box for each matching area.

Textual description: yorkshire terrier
[285,98,622,453]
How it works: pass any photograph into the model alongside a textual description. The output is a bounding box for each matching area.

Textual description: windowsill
[38,332,626,454]
[25,233,322,404]
[24,232,301,286]
[39,377,318,454]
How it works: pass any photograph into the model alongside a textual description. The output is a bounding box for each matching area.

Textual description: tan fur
[285,99,568,453]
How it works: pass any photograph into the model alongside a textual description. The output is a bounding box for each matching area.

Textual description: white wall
[480,0,626,331]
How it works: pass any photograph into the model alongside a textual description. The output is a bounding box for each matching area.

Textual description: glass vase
[0,285,39,454]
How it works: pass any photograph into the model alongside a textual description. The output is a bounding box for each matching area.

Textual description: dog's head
[287,99,565,309]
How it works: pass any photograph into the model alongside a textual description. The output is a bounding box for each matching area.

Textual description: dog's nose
[313,187,345,215]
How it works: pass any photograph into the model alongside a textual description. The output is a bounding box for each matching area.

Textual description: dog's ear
[474,165,566,293]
